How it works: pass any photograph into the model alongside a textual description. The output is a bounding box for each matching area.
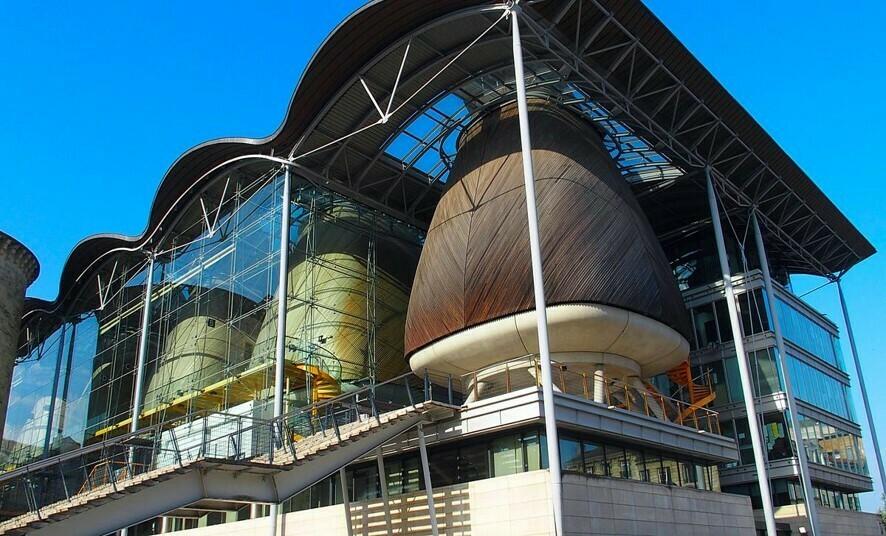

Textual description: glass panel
[724,357,744,403]
[693,303,717,349]
[559,436,584,472]
[491,435,523,477]
[623,448,644,481]
[750,348,781,396]
[352,465,379,501]
[582,440,607,476]
[458,442,489,483]
[523,431,541,472]
[762,412,791,460]
[429,448,457,487]
[714,299,733,343]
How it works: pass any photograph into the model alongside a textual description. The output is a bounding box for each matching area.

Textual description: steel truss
[280,1,862,283]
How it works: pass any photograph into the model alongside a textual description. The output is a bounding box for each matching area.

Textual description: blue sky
[2,0,884,512]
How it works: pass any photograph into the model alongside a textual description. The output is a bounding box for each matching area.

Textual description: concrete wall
[170,469,759,535]
[764,503,885,536]
[169,471,553,536]
[0,233,38,440]
[561,472,756,536]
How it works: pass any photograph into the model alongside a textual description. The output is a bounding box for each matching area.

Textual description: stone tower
[0,232,39,440]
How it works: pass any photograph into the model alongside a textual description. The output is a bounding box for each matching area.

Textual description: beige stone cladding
[170,469,759,535]
[561,472,756,536]
[756,504,885,536]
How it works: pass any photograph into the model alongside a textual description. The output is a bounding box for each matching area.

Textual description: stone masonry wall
[0,232,38,440]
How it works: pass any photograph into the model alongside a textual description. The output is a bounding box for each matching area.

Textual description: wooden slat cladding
[405,100,690,358]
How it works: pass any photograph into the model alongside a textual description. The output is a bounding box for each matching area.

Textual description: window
[787,355,853,420]
[491,435,523,477]
[693,303,717,349]
[738,289,770,335]
[724,357,744,403]
[775,298,842,369]
[714,299,734,343]
[458,442,489,483]
[559,436,585,472]
[582,441,607,476]
[749,349,781,396]
[351,465,379,501]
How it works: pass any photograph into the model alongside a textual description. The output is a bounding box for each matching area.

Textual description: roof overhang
[21,0,875,341]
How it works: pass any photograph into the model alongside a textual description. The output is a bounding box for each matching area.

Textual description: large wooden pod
[406,100,690,379]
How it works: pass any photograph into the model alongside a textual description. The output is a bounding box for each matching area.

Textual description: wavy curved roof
[21,0,875,342]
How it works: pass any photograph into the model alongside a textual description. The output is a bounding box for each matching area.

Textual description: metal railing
[0,369,456,523]
[461,356,721,435]
[0,357,720,524]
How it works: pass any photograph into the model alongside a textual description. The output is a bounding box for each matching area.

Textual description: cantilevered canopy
[24,0,875,332]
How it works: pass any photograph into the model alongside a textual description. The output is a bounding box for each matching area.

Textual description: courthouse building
[0,1,882,535]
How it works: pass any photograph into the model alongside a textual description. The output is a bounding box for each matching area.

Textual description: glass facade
[796,414,868,476]
[693,348,781,403]
[277,426,721,517]
[718,412,868,477]
[719,412,793,468]
[786,355,855,421]
[774,297,844,370]
[689,289,770,351]
[679,275,874,524]
[556,432,720,491]
[724,479,863,512]
[3,164,424,470]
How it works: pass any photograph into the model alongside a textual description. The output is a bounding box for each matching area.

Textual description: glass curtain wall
[4,161,423,471]
[796,414,868,476]
[2,256,150,466]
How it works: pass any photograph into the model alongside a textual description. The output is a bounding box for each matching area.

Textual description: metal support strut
[837,280,886,495]
[510,5,563,535]
[339,467,354,536]
[376,447,394,534]
[706,168,776,536]
[752,211,820,536]
[130,254,155,437]
[417,424,439,536]
[269,166,292,536]
[120,253,155,536]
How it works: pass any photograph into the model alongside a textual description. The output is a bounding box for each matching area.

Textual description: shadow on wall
[348,484,472,535]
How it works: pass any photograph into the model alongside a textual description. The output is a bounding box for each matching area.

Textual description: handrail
[460,355,720,435]
[0,369,419,483]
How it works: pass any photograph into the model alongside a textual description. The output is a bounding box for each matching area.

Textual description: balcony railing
[460,356,721,435]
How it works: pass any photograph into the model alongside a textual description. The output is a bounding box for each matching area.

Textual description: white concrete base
[409,303,689,379]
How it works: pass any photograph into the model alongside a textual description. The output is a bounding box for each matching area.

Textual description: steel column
[837,280,886,493]
[706,168,776,536]
[269,165,292,536]
[752,211,820,536]
[43,322,66,457]
[416,424,439,536]
[130,254,155,435]
[121,254,155,536]
[376,447,393,534]
[511,7,563,535]
[55,321,77,443]
[593,364,606,404]
[339,467,354,536]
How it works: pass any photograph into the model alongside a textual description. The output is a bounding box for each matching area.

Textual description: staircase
[666,361,717,421]
[0,373,453,536]
[296,361,341,401]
